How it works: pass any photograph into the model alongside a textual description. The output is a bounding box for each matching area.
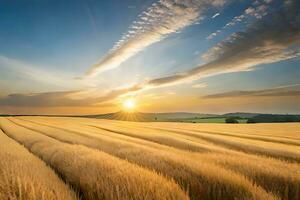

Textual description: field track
[1,116,300,200]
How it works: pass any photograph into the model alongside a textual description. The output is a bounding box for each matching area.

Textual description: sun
[123,99,136,112]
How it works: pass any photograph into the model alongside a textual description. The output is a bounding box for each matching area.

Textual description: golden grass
[18,116,300,200]
[0,118,188,200]
[2,116,300,199]
[0,128,77,200]
[164,122,300,139]
[127,122,300,162]
[8,117,280,200]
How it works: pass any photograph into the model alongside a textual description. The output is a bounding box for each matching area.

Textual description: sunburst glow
[123,99,136,111]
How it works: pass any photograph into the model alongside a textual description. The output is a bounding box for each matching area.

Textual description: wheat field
[0,117,300,200]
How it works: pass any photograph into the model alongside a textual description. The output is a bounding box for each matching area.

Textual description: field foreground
[0,117,300,200]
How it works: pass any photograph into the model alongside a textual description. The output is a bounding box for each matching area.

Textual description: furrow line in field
[13,117,182,152]
[136,125,300,163]
[17,116,231,156]
[88,124,216,152]
[147,122,300,140]
[61,118,300,157]
[80,121,300,163]
[136,123,300,146]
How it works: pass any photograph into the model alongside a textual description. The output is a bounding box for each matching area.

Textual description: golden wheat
[9,117,279,200]
[0,128,77,200]
[0,118,188,200]
[17,116,300,200]
[135,123,300,162]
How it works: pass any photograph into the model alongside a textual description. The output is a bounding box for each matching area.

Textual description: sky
[0,0,300,115]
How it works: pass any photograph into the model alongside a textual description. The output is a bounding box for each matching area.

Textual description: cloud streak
[207,0,273,40]
[211,12,220,18]
[85,0,226,76]
[0,84,144,107]
[89,0,300,99]
[0,55,78,91]
[203,85,300,99]
[192,83,207,88]
[0,91,92,107]
[140,0,300,88]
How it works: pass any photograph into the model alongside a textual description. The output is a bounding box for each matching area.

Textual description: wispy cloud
[0,83,143,107]
[211,12,220,18]
[0,55,79,91]
[85,0,227,76]
[192,83,207,88]
[0,91,84,107]
[108,0,300,95]
[207,0,273,40]
[203,85,300,98]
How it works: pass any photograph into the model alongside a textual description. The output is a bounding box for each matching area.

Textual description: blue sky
[0,0,299,114]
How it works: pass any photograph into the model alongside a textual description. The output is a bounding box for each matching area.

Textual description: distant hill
[82,112,300,123]
[222,112,260,118]
[146,112,218,119]
[83,111,217,122]
[248,114,300,123]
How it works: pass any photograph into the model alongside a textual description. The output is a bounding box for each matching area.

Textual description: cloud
[0,83,144,107]
[192,83,207,88]
[245,4,268,19]
[203,85,300,99]
[212,12,220,18]
[0,55,79,92]
[0,91,90,107]
[206,30,221,40]
[110,0,300,94]
[85,0,227,76]
[207,0,273,40]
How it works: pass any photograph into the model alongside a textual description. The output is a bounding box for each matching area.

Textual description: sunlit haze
[123,99,136,112]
